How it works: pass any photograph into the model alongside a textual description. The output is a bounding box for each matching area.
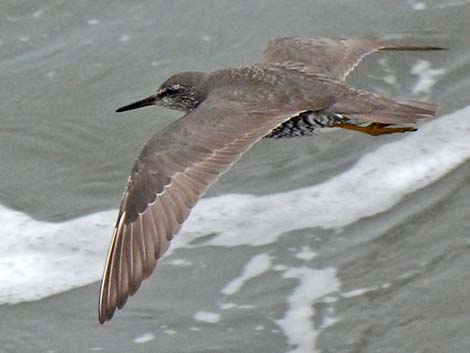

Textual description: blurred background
[1,0,469,352]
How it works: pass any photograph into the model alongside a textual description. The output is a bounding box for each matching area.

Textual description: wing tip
[98,292,114,324]
[98,308,114,325]
[97,207,160,324]
[380,44,447,51]
[98,281,132,324]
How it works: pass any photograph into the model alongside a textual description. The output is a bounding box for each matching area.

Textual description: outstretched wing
[98,95,305,323]
[262,37,442,80]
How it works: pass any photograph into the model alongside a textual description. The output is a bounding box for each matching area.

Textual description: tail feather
[348,109,435,125]
[397,99,439,115]
[330,89,439,125]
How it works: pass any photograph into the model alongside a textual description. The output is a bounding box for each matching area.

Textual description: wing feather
[98,96,301,323]
[263,37,443,80]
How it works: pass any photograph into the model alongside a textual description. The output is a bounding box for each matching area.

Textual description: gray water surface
[1,0,470,352]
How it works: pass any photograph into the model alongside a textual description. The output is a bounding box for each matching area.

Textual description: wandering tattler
[99,37,443,323]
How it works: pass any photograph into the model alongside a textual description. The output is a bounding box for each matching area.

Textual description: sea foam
[0,105,469,305]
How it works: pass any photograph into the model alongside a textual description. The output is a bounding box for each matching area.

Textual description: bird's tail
[330,89,439,125]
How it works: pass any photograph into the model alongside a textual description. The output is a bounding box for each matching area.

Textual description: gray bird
[99,37,442,323]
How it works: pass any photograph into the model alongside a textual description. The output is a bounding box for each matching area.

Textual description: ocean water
[1,0,470,352]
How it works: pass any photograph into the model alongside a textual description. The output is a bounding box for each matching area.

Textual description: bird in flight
[99,37,443,323]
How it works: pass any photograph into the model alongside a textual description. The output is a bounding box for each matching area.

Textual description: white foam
[273,264,289,271]
[275,267,339,353]
[295,246,316,261]
[341,283,391,298]
[193,311,221,323]
[221,253,272,295]
[412,2,427,10]
[0,205,114,304]
[168,258,192,267]
[219,302,253,310]
[383,74,397,85]
[133,332,155,344]
[341,286,379,298]
[413,2,427,10]
[437,0,470,8]
[377,58,398,86]
[319,306,339,329]
[407,0,428,10]
[32,9,45,19]
[411,60,446,96]
[179,105,470,249]
[119,34,131,42]
[1,105,470,305]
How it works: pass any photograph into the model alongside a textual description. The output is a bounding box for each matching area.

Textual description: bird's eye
[165,87,178,95]
[157,84,183,98]
[165,84,182,95]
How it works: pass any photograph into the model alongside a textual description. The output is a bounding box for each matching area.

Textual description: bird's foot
[332,122,417,136]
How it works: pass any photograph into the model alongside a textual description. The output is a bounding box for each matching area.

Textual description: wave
[1,105,469,305]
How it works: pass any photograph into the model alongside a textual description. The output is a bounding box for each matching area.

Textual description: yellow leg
[332,122,417,136]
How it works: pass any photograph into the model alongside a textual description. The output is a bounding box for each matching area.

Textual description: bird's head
[116,71,210,113]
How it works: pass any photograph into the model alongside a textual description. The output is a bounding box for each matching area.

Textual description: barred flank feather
[265,111,346,138]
